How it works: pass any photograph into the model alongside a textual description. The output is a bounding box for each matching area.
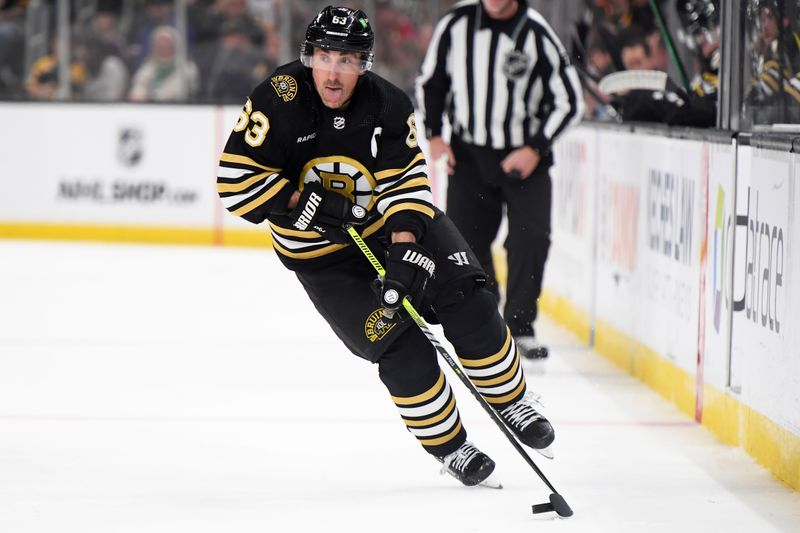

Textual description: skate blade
[478,472,503,489]
[534,445,554,460]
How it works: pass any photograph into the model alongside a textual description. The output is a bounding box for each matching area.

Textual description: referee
[415,0,584,359]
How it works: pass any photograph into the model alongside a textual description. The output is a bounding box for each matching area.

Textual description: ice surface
[1,241,798,533]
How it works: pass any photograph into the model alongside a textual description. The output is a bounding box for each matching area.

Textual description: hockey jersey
[217,60,435,270]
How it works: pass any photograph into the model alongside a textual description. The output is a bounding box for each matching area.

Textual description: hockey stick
[346,226,573,518]
[598,69,669,94]
[648,0,692,93]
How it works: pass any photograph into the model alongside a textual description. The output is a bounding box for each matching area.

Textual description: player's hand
[429,136,456,175]
[501,146,541,179]
[380,242,435,318]
[290,181,368,243]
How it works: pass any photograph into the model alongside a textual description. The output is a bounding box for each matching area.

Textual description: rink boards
[0,103,798,491]
[545,123,800,491]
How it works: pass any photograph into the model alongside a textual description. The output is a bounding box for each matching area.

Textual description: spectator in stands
[129,0,175,69]
[645,28,669,72]
[204,19,261,102]
[194,0,263,46]
[78,34,130,101]
[192,0,264,96]
[90,4,131,64]
[612,25,716,127]
[251,25,281,83]
[26,36,88,100]
[128,25,199,102]
[746,0,800,122]
[620,29,655,71]
[372,0,420,96]
[0,0,24,99]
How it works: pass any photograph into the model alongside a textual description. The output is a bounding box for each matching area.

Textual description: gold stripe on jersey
[271,239,347,259]
[470,356,521,387]
[382,202,435,221]
[375,152,427,181]
[391,371,445,405]
[217,170,277,194]
[269,218,385,259]
[374,177,431,200]
[269,222,324,239]
[459,327,512,368]
[402,396,457,428]
[484,379,527,405]
[231,179,289,217]
[784,77,800,103]
[418,420,463,446]
[219,152,282,172]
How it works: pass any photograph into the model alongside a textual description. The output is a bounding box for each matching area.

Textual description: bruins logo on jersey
[271,75,298,102]
[299,156,376,210]
[365,308,397,342]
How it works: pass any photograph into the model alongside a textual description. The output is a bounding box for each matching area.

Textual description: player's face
[310,48,363,109]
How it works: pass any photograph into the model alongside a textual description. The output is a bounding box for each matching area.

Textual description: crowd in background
[0,0,443,104]
[1,0,799,127]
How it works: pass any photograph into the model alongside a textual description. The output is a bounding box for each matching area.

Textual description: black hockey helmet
[675,0,720,39]
[300,6,374,72]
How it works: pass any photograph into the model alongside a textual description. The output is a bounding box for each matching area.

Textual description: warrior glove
[380,242,435,318]
[290,181,368,244]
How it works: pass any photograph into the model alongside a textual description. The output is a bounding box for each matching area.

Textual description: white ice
[1,240,798,533]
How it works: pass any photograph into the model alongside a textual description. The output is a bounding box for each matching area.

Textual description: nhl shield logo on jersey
[333,116,346,130]
[503,50,530,80]
[365,308,397,342]
[270,75,298,102]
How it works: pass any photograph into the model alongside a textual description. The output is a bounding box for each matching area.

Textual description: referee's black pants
[446,136,552,338]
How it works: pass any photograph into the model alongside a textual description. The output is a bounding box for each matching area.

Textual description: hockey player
[217,6,555,487]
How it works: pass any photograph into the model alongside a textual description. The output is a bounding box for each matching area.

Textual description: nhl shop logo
[117,127,143,167]
[503,50,530,80]
[333,116,346,130]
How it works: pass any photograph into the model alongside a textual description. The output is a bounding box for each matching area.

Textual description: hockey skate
[438,441,501,488]
[499,394,555,459]
[515,335,549,360]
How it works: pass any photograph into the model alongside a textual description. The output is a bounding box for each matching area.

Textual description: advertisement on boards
[636,135,704,373]
[594,129,642,337]
[702,140,737,391]
[788,154,800,434]
[731,146,790,424]
[0,104,218,227]
[545,126,597,316]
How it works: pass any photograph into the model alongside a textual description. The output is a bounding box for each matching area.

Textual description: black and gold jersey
[217,60,434,270]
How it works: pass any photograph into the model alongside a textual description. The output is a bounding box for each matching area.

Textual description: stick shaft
[648,0,691,92]
[345,226,559,494]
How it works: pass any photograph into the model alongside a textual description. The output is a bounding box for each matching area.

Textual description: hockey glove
[380,242,436,318]
[290,181,368,243]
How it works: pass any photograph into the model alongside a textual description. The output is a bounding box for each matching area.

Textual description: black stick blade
[549,493,574,517]
[531,494,574,518]
[531,502,553,515]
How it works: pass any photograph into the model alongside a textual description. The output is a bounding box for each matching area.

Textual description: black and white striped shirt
[415,0,584,153]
